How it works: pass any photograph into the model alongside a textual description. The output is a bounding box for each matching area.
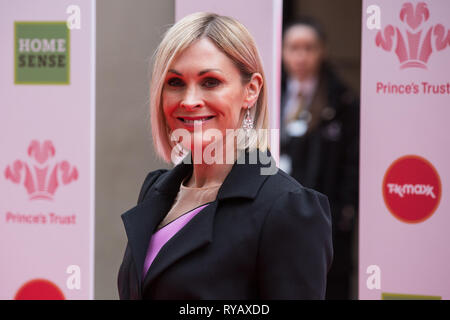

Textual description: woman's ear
[244,72,263,107]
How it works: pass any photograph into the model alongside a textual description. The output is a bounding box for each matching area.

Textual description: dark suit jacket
[117,147,333,299]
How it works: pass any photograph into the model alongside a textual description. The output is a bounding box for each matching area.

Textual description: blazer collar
[121,147,277,297]
[154,147,276,200]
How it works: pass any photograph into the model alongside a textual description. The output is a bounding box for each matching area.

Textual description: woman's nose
[180,86,204,110]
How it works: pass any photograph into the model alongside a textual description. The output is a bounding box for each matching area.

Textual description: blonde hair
[150,12,270,164]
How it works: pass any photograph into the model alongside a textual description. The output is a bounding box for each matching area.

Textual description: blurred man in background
[279,17,360,299]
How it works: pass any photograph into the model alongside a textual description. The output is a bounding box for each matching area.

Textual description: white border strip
[89,0,96,300]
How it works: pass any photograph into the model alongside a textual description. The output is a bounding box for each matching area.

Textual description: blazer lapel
[120,189,176,297]
[121,158,193,296]
[142,200,219,289]
[122,147,277,296]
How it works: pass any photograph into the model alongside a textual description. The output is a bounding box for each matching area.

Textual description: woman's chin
[187,138,224,151]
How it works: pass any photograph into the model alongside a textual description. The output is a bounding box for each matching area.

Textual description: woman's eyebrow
[167,69,182,76]
[198,68,222,76]
[167,69,223,76]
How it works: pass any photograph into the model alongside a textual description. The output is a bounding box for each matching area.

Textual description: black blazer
[118,147,333,299]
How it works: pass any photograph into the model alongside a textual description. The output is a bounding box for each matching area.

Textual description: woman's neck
[184,162,234,188]
[185,140,238,188]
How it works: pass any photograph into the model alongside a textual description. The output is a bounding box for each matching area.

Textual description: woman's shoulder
[258,167,331,222]
[256,170,333,299]
[263,167,328,201]
[143,168,170,181]
[137,168,170,204]
[259,167,333,252]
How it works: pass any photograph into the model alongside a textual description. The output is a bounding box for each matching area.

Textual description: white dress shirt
[283,76,318,124]
[280,76,318,175]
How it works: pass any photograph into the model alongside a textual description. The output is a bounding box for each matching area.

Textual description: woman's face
[162,38,260,154]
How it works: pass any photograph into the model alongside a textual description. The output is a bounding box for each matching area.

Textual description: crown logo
[4,140,78,200]
[375,2,450,69]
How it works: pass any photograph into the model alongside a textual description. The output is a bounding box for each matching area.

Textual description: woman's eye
[167,78,184,87]
[202,78,221,88]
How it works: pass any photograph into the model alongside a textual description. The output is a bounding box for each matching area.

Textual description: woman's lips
[177,115,216,127]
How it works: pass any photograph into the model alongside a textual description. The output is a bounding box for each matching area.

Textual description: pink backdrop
[0,0,95,299]
[359,0,450,299]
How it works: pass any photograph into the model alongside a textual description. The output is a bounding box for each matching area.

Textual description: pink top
[142,203,211,279]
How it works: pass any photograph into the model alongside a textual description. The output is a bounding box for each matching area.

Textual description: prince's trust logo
[375,2,450,69]
[4,140,78,201]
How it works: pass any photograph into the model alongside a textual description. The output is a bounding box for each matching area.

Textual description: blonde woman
[118,12,333,300]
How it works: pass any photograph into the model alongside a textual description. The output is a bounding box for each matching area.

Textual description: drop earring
[176,136,184,157]
[242,106,254,134]
[169,128,184,158]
